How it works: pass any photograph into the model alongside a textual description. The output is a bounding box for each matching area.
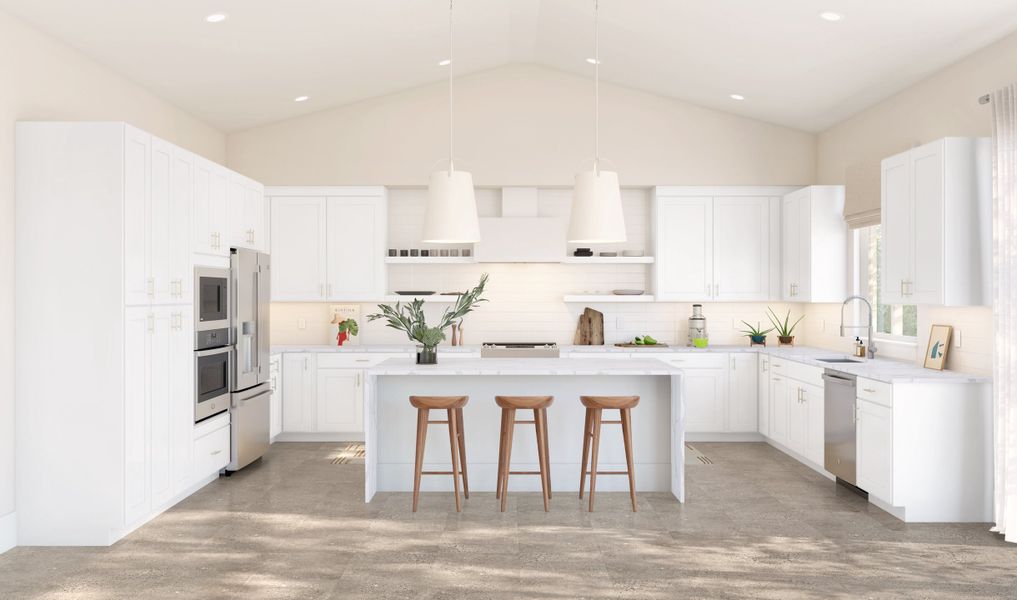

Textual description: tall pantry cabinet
[15,122,246,545]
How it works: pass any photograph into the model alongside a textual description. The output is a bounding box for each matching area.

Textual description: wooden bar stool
[409,395,469,512]
[495,396,553,512]
[579,395,639,512]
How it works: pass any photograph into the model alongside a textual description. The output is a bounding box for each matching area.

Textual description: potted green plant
[740,321,774,346]
[367,274,488,364]
[766,307,804,346]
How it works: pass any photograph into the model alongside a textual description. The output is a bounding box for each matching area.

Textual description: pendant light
[422,0,480,243]
[567,0,626,244]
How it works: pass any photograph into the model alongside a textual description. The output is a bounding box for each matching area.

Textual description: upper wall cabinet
[780,186,847,303]
[880,138,991,306]
[228,173,267,252]
[193,159,230,258]
[654,187,783,302]
[269,187,387,302]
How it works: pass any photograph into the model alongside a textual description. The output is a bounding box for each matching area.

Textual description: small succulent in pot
[368,274,489,364]
[766,307,804,346]
[740,321,774,346]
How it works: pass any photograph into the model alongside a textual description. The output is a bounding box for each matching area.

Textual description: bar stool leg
[412,408,429,512]
[588,408,603,512]
[541,408,551,499]
[456,407,469,499]
[447,409,462,512]
[499,408,516,512]
[579,408,592,499]
[620,408,637,512]
[496,409,507,500]
[533,408,549,512]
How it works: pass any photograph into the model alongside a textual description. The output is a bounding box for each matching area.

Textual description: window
[856,225,917,340]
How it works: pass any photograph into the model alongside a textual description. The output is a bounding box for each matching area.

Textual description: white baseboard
[685,432,766,443]
[274,432,364,443]
[764,439,834,481]
[0,511,16,554]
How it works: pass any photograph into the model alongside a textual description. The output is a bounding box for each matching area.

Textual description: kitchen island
[363,357,685,503]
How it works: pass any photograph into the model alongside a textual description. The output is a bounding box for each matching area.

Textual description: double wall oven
[194,267,231,423]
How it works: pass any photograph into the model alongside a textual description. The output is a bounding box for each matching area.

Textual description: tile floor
[2,442,1015,599]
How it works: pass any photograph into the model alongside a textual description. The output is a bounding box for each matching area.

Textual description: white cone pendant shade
[567,169,626,243]
[422,169,481,243]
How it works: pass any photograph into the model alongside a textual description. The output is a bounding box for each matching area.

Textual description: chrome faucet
[840,295,877,359]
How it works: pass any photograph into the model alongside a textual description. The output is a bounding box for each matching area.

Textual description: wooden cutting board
[574,307,604,346]
[614,342,670,348]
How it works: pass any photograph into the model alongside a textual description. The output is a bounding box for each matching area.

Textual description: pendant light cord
[594,0,600,175]
[448,0,455,174]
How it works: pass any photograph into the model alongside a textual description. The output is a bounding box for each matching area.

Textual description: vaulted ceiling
[3,0,1017,132]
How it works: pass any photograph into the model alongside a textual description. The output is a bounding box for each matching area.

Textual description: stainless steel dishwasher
[823,370,858,486]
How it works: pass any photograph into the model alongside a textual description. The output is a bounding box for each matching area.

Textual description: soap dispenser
[854,337,866,358]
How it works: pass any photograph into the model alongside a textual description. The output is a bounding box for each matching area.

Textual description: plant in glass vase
[367,274,488,364]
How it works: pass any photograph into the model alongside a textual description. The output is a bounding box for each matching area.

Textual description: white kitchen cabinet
[316,369,363,433]
[15,122,253,546]
[271,197,328,301]
[282,353,317,433]
[880,138,991,306]
[786,380,824,465]
[655,190,775,301]
[683,367,727,432]
[193,413,230,480]
[757,354,770,437]
[768,368,790,446]
[269,355,282,441]
[728,354,758,432]
[781,186,847,302]
[193,158,230,257]
[229,173,266,251]
[268,187,387,302]
[857,398,893,503]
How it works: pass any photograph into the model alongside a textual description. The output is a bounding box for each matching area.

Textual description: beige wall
[0,9,225,522]
[226,64,816,187]
[812,30,1017,376]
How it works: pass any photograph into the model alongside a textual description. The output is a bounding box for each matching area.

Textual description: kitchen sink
[817,357,862,364]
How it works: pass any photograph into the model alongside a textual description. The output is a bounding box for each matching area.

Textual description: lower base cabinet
[193,413,230,479]
[316,369,363,432]
[856,397,893,503]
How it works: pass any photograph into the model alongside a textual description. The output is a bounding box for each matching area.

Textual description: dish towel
[992,82,1017,543]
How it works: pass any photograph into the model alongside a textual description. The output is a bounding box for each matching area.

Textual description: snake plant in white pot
[367,274,489,364]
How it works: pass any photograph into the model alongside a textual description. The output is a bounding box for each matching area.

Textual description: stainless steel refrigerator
[228,247,271,471]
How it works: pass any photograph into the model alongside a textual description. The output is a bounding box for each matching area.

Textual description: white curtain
[993,83,1017,542]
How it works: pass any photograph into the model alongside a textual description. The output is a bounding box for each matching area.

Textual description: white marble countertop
[366,356,683,376]
[271,343,990,384]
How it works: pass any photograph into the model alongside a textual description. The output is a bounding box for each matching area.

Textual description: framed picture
[923,324,953,370]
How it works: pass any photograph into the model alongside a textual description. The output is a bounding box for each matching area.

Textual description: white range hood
[473,187,566,263]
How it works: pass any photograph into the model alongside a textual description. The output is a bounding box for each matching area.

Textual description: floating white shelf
[385,257,475,264]
[563,294,655,303]
[562,256,655,264]
[382,294,458,303]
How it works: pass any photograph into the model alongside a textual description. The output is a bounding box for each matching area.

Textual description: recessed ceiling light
[819,11,843,22]
[205,13,227,23]
[438,59,451,66]
[730,94,745,101]
[586,58,600,65]
[293,96,309,102]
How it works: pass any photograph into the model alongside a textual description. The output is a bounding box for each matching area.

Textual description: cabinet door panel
[857,399,893,502]
[247,182,265,251]
[326,197,385,300]
[781,193,802,301]
[802,382,825,465]
[282,354,315,432]
[270,197,327,301]
[192,162,230,257]
[124,128,151,306]
[171,307,194,493]
[316,369,362,433]
[150,139,173,304]
[881,152,911,305]
[787,385,808,456]
[769,375,789,445]
[170,149,193,301]
[728,354,758,432]
[124,308,150,524]
[150,309,173,507]
[683,367,726,432]
[714,197,770,301]
[656,197,713,300]
[911,142,944,304]
[228,175,248,249]
[757,356,770,437]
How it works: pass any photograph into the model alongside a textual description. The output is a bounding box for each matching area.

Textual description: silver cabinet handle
[862,388,876,393]
[211,449,222,456]
[147,313,155,333]
[772,376,782,381]
[304,357,308,371]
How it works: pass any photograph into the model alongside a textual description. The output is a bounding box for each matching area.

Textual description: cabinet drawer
[786,360,824,387]
[656,353,727,369]
[316,352,409,368]
[767,357,788,375]
[194,422,229,477]
[857,377,892,408]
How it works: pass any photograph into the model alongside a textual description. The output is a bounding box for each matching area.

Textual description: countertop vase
[416,345,438,365]
[778,335,795,346]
